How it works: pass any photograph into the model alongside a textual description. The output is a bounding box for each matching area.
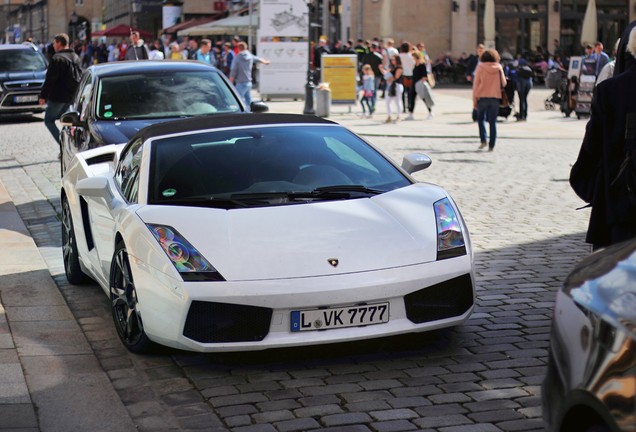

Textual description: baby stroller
[498,78,515,119]
[544,68,567,110]
[560,75,579,117]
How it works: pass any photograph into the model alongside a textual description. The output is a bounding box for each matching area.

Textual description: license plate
[14,95,38,103]
[291,302,389,332]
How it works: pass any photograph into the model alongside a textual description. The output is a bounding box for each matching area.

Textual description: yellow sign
[321,55,358,104]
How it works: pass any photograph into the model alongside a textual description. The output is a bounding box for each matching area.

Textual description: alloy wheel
[110,246,146,348]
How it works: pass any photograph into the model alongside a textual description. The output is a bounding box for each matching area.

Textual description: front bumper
[0,82,45,114]
[131,255,475,352]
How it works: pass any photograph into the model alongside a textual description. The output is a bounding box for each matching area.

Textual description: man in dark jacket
[124,31,149,60]
[38,33,82,147]
[570,24,636,250]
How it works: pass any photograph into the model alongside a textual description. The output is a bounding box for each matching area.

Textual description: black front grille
[5,81,43,90]
[404,274,474,324]
[183,301,272,343]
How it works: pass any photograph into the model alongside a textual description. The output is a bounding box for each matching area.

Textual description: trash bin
[315,84,331,117]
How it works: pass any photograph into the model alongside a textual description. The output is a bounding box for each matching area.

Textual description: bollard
[315,84,331,117]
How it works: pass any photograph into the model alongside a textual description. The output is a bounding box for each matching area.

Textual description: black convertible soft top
[135,113,338,142]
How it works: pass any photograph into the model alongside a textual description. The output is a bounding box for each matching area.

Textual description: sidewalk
[0,86,586,431]
[0,182,136,431]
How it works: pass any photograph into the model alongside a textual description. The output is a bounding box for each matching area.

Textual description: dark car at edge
[543,239,636,432]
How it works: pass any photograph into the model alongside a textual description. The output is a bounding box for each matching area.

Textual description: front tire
[61,196,90,285]
[110,240,153,353]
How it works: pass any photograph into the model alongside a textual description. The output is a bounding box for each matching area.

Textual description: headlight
[147,224,225,281]
[433,197,466,260]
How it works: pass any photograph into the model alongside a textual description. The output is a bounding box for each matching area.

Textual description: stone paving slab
[21,354,136,432]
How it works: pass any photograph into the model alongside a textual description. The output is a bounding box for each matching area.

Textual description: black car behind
[60,60,267,173]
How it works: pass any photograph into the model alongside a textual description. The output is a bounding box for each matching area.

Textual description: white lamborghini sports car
[60,113,475,353]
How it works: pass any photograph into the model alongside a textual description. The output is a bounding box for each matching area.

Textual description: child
[360,64,375,118]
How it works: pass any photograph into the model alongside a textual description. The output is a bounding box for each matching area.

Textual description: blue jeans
[44,100,69,145]
[516,79,532,120]
[235,82,252,109]
[477,98,500,148]
[360,96,373,114]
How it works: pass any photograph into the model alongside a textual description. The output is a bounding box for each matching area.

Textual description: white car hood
[136,184,451,281]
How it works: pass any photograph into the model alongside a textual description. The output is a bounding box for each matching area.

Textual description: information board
[258,0,307,98]
[320,55,358,104]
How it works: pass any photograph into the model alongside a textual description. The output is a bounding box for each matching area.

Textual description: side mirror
[76,176,112,201]
[250,101,269,113]
[401,153,432,175]
[60,111,86,128]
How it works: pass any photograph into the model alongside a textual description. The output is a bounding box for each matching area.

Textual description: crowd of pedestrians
[310,37,436,123]
[57,34,242,77]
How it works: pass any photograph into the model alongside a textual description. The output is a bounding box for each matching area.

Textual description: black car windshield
[0,49,47,72]
[148,125,411,207]
[95,71,242,120]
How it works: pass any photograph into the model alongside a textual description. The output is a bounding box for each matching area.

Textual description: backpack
[610,113,636,220]
[516,65,534,79]
[55,51,83,88]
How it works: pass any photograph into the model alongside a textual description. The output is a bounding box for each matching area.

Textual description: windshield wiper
[152,196,256,209]
[231,185,384,202]
[310,185,384,195]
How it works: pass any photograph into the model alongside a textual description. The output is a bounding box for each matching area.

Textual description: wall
[349,0,453,60]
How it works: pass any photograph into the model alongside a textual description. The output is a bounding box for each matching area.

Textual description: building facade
[347,0,636,60]
[4,0,636,59]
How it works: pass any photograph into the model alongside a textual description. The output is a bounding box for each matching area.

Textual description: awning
[93,24,153,40]
[177,14,259,37]
[161,15,220,35]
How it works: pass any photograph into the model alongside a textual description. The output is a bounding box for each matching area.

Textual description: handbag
[388,81,397,97]
[499,71,509,108]
[415,80,435,108]
[427,73,436,88]
[500,86,510,108]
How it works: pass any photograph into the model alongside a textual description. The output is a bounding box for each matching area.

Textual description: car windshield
[95,71,242,120]
[0,49,47,72]
[148,125,411,207]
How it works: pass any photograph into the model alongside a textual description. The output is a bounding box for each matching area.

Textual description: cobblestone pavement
[0,89,590,431]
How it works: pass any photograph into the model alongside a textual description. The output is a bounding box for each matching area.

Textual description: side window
[115,139,144,203]
[76,74,93,121]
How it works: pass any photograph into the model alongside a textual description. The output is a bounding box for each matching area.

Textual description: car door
[88,138,144,279]
[72,72,96,154]
[61,71,93,171]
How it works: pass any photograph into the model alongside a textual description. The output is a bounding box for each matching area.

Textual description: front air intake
[404,274,474,324]
[183,301,272,343]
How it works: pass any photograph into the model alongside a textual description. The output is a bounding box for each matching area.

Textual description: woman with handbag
[379,54,404,123]
[472,48,506,151]
[412,51,434,119]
